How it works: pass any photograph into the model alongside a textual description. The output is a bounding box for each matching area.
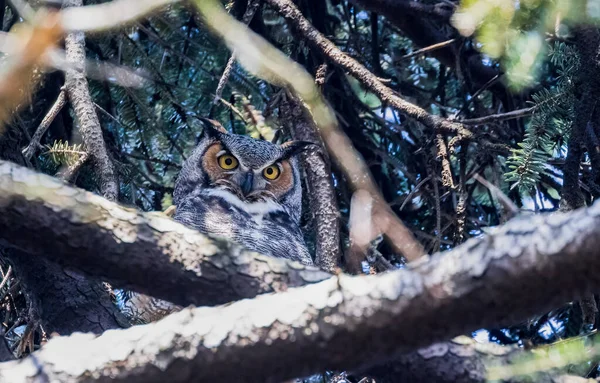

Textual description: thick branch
[0,160,330,307]
[264,0,472,139]
[3,177,600,380]
[281,95,341,273]
[64,0,118,201]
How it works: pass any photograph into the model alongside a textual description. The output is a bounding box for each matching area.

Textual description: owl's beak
[241,172,254,196]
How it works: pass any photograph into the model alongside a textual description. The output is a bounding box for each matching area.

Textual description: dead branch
[21,87,67,161]
[460,107,535,126]
[212,0,260,106]
[1,194,600,381]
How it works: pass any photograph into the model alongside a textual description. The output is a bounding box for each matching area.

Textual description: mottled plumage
[173,119,313,265]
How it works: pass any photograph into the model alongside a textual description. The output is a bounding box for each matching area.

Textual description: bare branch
[2,195,600,381]
[212,0,260,106]
[460,107,535,126]
[264,0,472,139]
[398,38,457,61]
[64,0,118,201]
[0,160,330,308]
[281,95,341,273]
[21,87,67,161]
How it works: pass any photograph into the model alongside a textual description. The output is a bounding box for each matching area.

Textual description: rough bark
[64,0,119,201]
[281,94,341,273]
[5,252,128,335]
[362,338,592,383]
[0,160,330,308]
[560,26,600,328]
[2,165,600,380]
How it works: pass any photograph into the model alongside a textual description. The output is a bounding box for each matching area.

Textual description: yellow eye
[263,164,281,180]
[218,154,238,170]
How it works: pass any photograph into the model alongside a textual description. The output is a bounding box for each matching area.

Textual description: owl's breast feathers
[174,188,313,266]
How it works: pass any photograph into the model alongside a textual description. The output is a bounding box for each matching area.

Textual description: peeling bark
[2,163,600,380]
[0,160,330,308]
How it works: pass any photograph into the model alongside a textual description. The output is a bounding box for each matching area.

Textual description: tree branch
[281,94,341,273]
[460,107,535,126]
[64,0,118,201]
[21,87,67,161]
[264,0,472,139]
[2,163,600,380]
[0,160,330,308]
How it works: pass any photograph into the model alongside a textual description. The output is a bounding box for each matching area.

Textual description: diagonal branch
[264,0,472,139]
[2,191,600,381]
[21,87,67,161]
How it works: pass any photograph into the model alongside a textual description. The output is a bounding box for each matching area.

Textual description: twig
[216,96,247,122]
[474,174,519,219]
[398,38,456,61]
[57,152,89,182]
[211,0,260,109]
[455,74,501,118]
[0,267,11,292]
[21,87,67,161]
[460,107,535,126]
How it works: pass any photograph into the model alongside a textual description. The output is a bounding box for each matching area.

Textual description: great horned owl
[173,118,313,265]
[119,120,314,324]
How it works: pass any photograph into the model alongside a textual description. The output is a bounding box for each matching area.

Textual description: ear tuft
[198,117,228,138]
[280,141,316,159]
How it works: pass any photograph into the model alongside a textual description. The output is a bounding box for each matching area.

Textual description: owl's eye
[218,154,239,170]
[263,164,281,180]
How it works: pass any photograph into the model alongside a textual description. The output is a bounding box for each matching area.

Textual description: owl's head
[173,119,312,222]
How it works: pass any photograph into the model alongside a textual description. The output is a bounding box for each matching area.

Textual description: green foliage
[453,0,590,89]
[505,42,579,193]
[234,92,277,141]
[43,140,86,167]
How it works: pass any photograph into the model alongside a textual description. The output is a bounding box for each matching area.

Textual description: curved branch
[2,167,600,381]
[0,160,330,308]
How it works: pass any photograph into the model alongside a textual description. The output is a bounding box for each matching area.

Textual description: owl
[172,118,314,266]
[119,119,314,324]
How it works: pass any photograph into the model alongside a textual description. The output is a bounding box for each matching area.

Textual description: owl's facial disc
[201,139,296,202]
